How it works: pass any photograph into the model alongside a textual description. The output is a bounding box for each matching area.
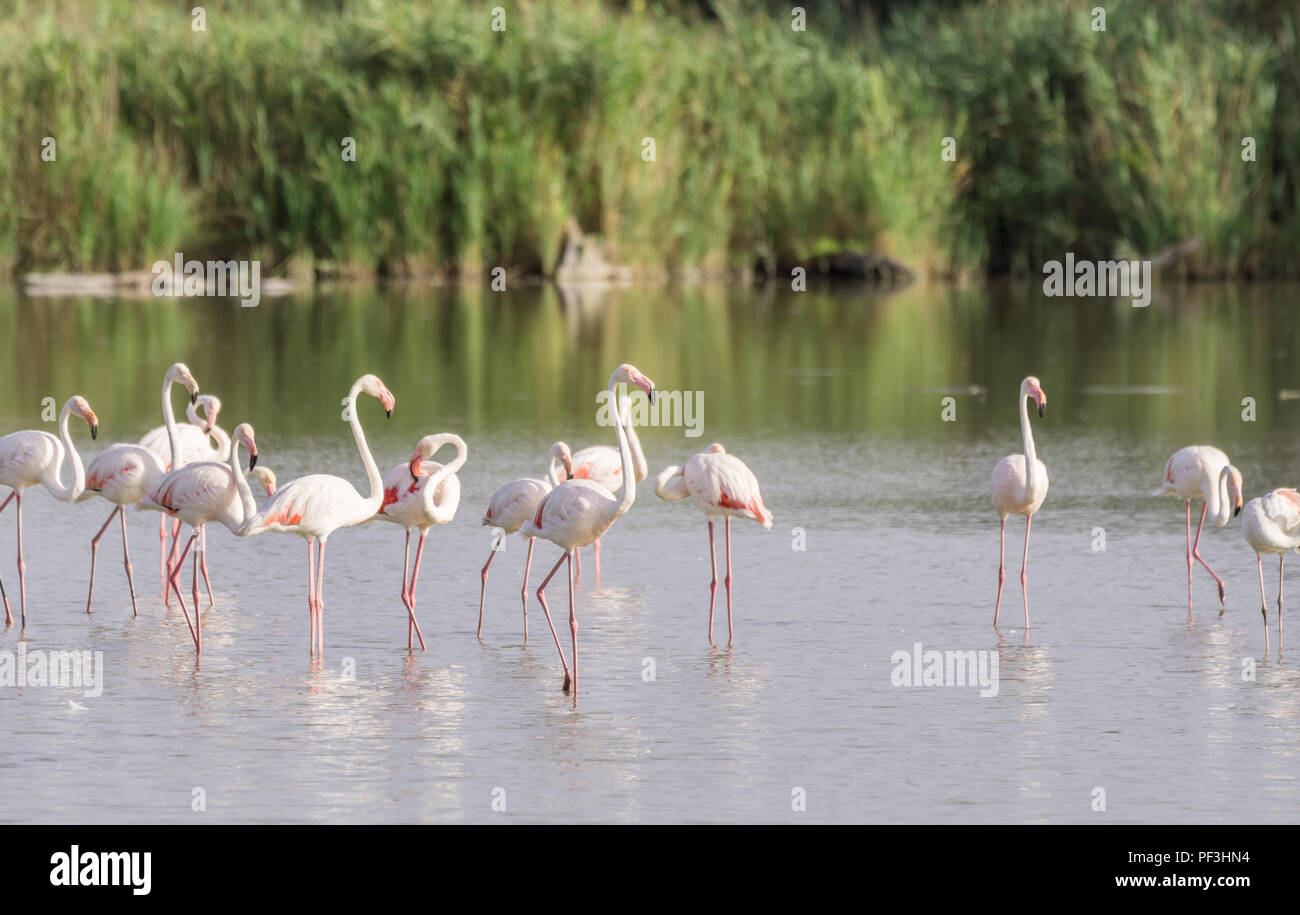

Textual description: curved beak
[561,453,574,480]
[409,451,423,481]
[1038,403,1045,418]
[380,387,396,418]
[248,452,258,471]
[90,422,99,440]
[1234,504,1242,517]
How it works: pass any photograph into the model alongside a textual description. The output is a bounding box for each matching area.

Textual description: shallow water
[1,282,1299,823]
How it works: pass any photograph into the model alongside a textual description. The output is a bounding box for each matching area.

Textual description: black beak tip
[386,409,392,418]
[90,424,98,440]
[1038,405,1045,418]
[1235,506,1242,517]
[648,388,656,406]
[248,453,258,470]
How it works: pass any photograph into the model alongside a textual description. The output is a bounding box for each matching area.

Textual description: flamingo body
[1242,488,1300,656]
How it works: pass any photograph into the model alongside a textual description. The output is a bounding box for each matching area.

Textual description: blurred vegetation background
[0,0,1296,280]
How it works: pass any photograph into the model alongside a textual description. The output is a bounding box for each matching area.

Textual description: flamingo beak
[248,452,258,471]
[1234,504,1242,517]
[380,386,395,418]
[409,451,423,481]
[561,453,574,479]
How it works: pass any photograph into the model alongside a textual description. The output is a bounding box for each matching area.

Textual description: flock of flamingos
[0,362,773,700]
[0,364,1289,699]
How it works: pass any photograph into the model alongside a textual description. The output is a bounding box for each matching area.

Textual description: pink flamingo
[140,424,271,651]
[520,364,655,699]
[0,396,99,627]
[569,395,648,580]
[80,364,201,616]
[990,375,1049,628]
[373,433,468,651]
[477,441,572,641]
[1162,445,1243,613]
[1241,488,1300,656]
[240,374,395,655]
[654,443,773,645]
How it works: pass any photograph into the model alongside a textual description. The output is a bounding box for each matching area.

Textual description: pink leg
[405,530,428,652]
[1020,514,1032,629]
[15,492,27,628]
[307,541,317,653]
[477,539,498,638]
[159,514,168,596]
[1258,553,1270,656]
[165,518,182,606]
[1185,499,1193,615]
[567,551,578,701]
[519,538,534,643]
[707,520,718,644]
[994,517,1006,627]
[724,517,734,645]
[1278,553,1285,657]
[593,538,601,580]
[535,550,572,691]
[86,506,121,614]
[1191,503,1226,605]
[574,546,581,582]
[401,530,413,643]
[315,539,327,654]
[0,492,12,625]
[191,532,201,649]
[167,530,200,651]
[199,525,213,609]
[119,506,138,617]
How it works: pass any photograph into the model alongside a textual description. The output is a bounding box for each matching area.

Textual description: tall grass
[0,0,1295,279]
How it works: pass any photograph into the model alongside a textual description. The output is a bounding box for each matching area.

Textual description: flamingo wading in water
[520,364,655,699]
[569,395,648,579]
[0,396,99,627]
[655,443,773,645]
[990,375,1048,628]
[477,441,572,641]
[141,424,272,651]
[374,433,468,651]
[240,374,395,654]
[1161,445,1243,612]
[1240,487,1300,656]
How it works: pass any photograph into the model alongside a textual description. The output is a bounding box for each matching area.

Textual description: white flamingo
[373,433,468,651]
[990,375,1049,628]
[1241,487,1300,656]
[477,441,572,641]
[569,395,648,579]
[655,443,773,645]
[520,364,655,699]
[1162,445,1243,612]
[0,396,99,627]
[240,374,395,654]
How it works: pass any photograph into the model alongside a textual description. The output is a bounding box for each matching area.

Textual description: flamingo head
[233,423,258,470]
[1021,376,1046,417]
[72,396,98,440]
[196,395,222,434]
[359,374,396,417]
[610,363,656,406]
[1226,464,1244,516]
[549,441,574,480]
[704,443,726,454]
[249,466,277,497]
[409,433,464,480]
[169,362,200,404]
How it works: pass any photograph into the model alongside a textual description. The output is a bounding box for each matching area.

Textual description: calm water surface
[1,283,1298,823]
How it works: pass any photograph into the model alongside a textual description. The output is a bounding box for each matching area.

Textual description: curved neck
[47,401,87,500]
[1019,391,1039,495]
[231,440,256,524]
[1210,466,1231,526]
[621,398,647,481]
[421,436,468,520]
[347,380,384,503]
[162,374,182,468]
[611,384,637,518]
[545,453,564,488]
[210,425,231,457]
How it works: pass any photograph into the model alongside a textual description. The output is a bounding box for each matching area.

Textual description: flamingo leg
[519,538,534,643]
[1185,499,1193,615]
[306,540,317,654]
[315,539,327,654]
[159,515,168,597]
[86,506,121,614]
[199,525,214,609]
[1020,514,1032,629]
[1191,502,1226,605]
[567,550,578,701]
[401,529,412,640]
[167,530,200,651]
[405,530,428,652]
[191,531,201,648]
[724,517,734,646]
[994,517,1006,627]
[119,505,138,617]
[593,538,601,580]
[535,550,572,691]
[477,539,498,639]
[15,492,27,628]
[574,546,581,582]
[1258,553,1270,656]
[707,520,718,645]
[0,491,13,625]
[165,518,182,605]
[1278,553,1285,657]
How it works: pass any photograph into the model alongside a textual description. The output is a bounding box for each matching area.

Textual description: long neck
[47,402,86,501]
[1210,467,1231,526]
[611,385,637,518]
[210,425,231,458]
[545,454,563,488]
[621,398,648,481]
[162,375,182,468]
[347,381,384,504]
[231,441,256,525]
[421,436,468,520]
[1019,392,1039,496]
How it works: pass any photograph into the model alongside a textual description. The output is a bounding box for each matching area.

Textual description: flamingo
[373,433,468,651]
[477,441,573,641]
[1162,445,1243,612]
[520,364,655,699]
[990,375,1049,628]
[1240,488,1300,656]
[79,364,201,616]
[0,396,99,627]
[139,393,230,463]
[569,395,648,580]
[240,374,395,654]
[140,424,271,651]
[654,443,773,645]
